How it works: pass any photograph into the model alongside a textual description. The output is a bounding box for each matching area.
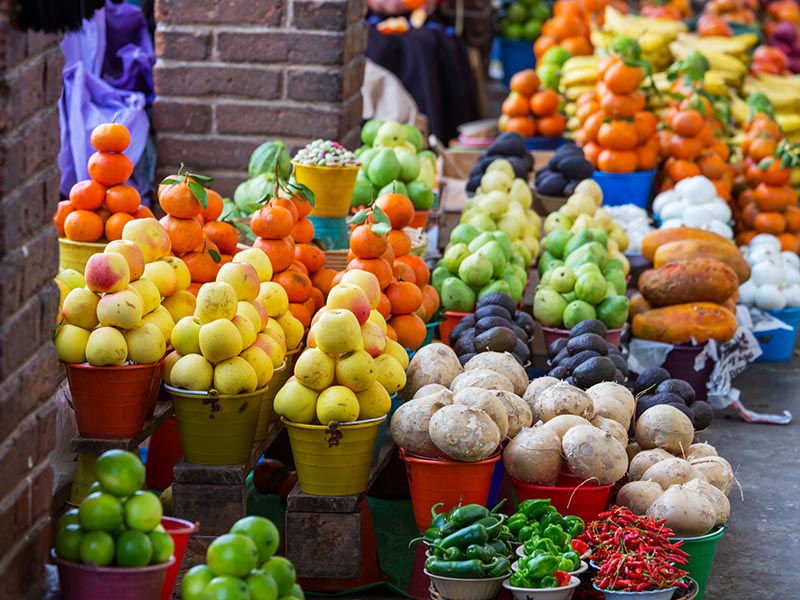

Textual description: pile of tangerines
[499,70,567,138]
[638,0,692,20]
[576,51,659,173]
[533,0,595,60]
[54,123,153,242]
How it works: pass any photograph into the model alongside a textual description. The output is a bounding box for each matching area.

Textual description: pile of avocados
[448,291,535,366]
[546,320,628,388]
[633,367,713,431]
[535,142,594,198]
[466,132,534,193]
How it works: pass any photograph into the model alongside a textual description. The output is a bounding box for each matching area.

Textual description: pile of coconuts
[618,404,735,537]
[390,345,534,461]
[503,378,634,486]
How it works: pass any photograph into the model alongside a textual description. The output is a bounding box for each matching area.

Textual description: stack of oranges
[251,196,323,329]
[576,54,659,173]
[54,122,152,243]
[533,0,595,60]
[499,70,567,139]
[733,113,800,250]
[340,193,439,351]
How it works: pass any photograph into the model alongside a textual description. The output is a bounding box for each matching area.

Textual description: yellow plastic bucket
[165,385,264,465]
[270,348,299,394]
[254,361,287,440]
[282,416,385,496]
[59,238,106,274]
[292,163,360,218]
[70,452,98,504]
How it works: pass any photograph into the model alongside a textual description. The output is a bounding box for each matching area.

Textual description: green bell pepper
[424,557,486,579]
[543,524,568,548]
[440,522,489,550]
[563,515,585,537]
[561,550,580,572]
[524,537,560,556]
[509,571,531,588]
[539,575,559,588]
[506,513,528,536]
[518,499,551,521]
[521,554,559,580]
[465,543,496,563]
[539,508,564,529]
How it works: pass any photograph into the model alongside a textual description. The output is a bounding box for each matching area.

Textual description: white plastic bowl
[424,569,507,600]
[511,559,588,577]
[592,584,677,600]
[503,575,581,600]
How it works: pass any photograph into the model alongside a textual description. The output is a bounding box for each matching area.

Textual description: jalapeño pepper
[518,499,551,520]
[543,524,568,548]
[440,522,489,550]
[430,503,448,530]
[487,556,511,578]
[424,527,441,542]
[506,513,528,536]
[430,545,465,561]
[465,543,496,563]
[424,557,486,579]
[562,515,585,537]
[447,504,491,529]
[523,554,560,579]
[498,525,511,542]
[474,515,505,539]
[487,538,512,556]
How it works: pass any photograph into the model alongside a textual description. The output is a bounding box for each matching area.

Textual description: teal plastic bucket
[308,216,350,250]
[672,525,726,600]
[373,393,401,465]
[755,307,800,362]
[499,38,536,87]
[594,169,656,208]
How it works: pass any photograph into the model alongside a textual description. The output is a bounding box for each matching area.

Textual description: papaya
[640,227,736,262]
[653,239,750,284]
[639,259,739,307]
[722,297,737,314]
[632,302,738,345]
[628,293,652,322]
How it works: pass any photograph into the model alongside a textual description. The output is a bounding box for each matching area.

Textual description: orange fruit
[754,211,787,234]
[105,184,141,214]
[309,286,325,311]
[272,197,299,222]
[273,269,313,303]
[201,189,224,222]
[505,117,536,138]
[754,183,795,212]
[251,206,295,239]
[760,159,792,186]
[291,217,315,244]
[377,293,392,319]
[785,206,800,232]
[533,35,557,59]
[289,260,309,276]
[69,180,106,210]
[603,62,643,95]
[331,270,345,287]
[698,153,727,180]
[347,257,393,290]
[420,284,440,321]
[311,268,338,296]
[597,121,639,151]
[560,35,592,57]
[389,313,427,351]
[633,111,658,144]
[600,92,639,119]
[182,250,220,283]
[159,180,203,219]
[581,113,604,142]
[537,114,567,137]
[374,193,414,230]
[105,212,134,241]
[290,195,312,219]
[502,93,531,117]
[394,255,430,287]
[530,90,560,117]
[351,224,389,259]
[387,229,411,258]
[635,144,660,171]
[666,158,701,181]
[393,260,417,284]
[671,110,705,137]
[510,69,540,96]
[668,135,703,160]
[748,137,777,162]
[597,149,638,173]
[203,221,239,255]
[64,210,105,242]
[159,215,203,255]
[779,232,800,253]
[385,323,397,341]
[582,141,601,167]
[253,237,295,272]
[54,200,75,237]
[91,123,131,153]
[87,152,134,187]
[133,205,155,219]
[736,230,757,246]
[385,281,423,315]
[288,302,312,328]
[294,243,326,274]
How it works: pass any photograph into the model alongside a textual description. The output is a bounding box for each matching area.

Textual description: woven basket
[325,249,350,271]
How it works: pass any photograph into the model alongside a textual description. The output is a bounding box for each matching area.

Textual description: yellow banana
[564,85,596,101]
[676,32,758,53]
[562,55,600,70]
[777,113,800,133]
[561,67,598,88]
[603,6,687,38]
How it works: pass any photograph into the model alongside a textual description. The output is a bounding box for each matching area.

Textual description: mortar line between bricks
[0,106,61,159]
[0,44,62,81]
[0,460,52,515]
[0,163,60,211]
[0,515,50,573]
[154,132,319,143]
[156,24,340,36]
[194,97,344,110]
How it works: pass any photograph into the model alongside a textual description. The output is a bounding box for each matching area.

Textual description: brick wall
[0,9,63,600]
[152,0,368,198]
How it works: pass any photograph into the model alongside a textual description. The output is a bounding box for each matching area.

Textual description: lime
[94,449,146,497]
[246,569,279,600]
[54,524,84,562]
[182,564,215,600]
[291,584,305,599]
[86,481,105,495]
[80,530,115,566]
[149,530,175,564]
[201,575,251,600]
[78,492,123,532]
[207,533,259,578]
[260,556,296,596]
[115,530,153,567]
[124,490,163,532]
[56,508,80,531]
[230,516,280,563]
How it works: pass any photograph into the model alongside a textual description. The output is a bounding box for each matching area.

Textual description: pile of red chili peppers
[578,505,689,593]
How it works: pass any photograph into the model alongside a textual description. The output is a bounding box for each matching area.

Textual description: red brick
[292,0,350,31]
[152,99,212,134]
[36,401,57,461]
[155,28,211,61]
[0,55,47,130]
[0,415,37,493]
[216,31,345,65]
[156,0,283,26]
[0,345,58,445]
[31,464,53,522]
[0,485,30,553]
[344,21,368,63]
[0,176,46,255]
[216,102,340,138]
[0,294,45,380]
[0,517,49,599]
[155,134,261,171]
[154,64,281,100]
[1,106,59,196]
[286,61,364,102]
[341,92,364,136]
[43,46,64,105]
[23,231,59,313]
[0,250,24,324]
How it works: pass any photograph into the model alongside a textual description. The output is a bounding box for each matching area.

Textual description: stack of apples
[273,270,409,425]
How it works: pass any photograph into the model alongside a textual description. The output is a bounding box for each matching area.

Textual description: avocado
[563,179,580,196]
[548,337,569,357]
[565,376,576,386]
[507,155,532,179]
[559,156,594,181]
[454,334,475,356]
[607,344,621,355]
[667,402,694,419]
[466,175,482,193]
[567,333,608,356]
[656,379,696,405]
[448,321,475,346]
[513,311,536,336]
[514,338,532,365]
[560,349,601,374]
[512,325,529,343]
[475,316,515,336]
[548,365,569,379]
[461,313,477,328]
[635,392,683,420]
[474,326,518,353]
[477,291,517,315]
[569,319,608,338]
[475,304,513,322]
[469,163,484,179]
[573,356,617,388]
[609,353,628,376]
[477,154,497,171]
[551,347,570,366]
[614,370,627,385]
[634,367,671,396]
[536,172,567,196]
[459,352,477,366]
[487,132,527,157]
[691,401,713,430]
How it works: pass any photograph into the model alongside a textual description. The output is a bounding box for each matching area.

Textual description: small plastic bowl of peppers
[580,506,690,600]
[412,501,513,600]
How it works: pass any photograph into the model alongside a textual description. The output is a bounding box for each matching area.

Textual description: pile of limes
[54,449,173,568]
[183,515,303,600]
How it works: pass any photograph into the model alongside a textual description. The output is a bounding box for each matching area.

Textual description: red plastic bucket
[409,210,430,230]
[661,342,713,402]
[400,448,501,531]
[54,550,174,600]
[145,358,165,419]
[146,416,183,490]
[66,362,161,439]
[439,311,471,346]
[541,326,623,348]
[511,477,614,524]
[160,517,199,600]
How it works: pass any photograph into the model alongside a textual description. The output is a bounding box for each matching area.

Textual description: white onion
[782,252,800,270]
[752,262,785,287]
[738,280,757,306]
[755,284,787,311]
[706,199,732,222]
[660,218,684,229]
[660,200,688,221]
[652,190,681,216]
[675,176,717,204]
[785,268,800,286]
[703,220,733,240]
[683,205,714,227]
[750,234,782,253]
[784,284,800,307]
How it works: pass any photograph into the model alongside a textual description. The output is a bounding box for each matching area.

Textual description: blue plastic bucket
[526,136,568,150]
[373,393,401,465]
[594,169,657,208]
[309,216,349,250]
[755,307,800,362]
[487,440,509,506]
[499,38,536,87]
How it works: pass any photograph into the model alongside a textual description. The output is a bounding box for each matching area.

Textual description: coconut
[463,352,529,396]
[428,405,500,462]
[502,424,563,485]
[536,382,594,422]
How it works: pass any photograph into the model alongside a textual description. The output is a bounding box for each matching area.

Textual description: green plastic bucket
[165,385,264,465]
[672,525,726,600]
[281,416,385,496]
[254,361,287,440]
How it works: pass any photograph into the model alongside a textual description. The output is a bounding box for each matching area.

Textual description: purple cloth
[103,0,154,101]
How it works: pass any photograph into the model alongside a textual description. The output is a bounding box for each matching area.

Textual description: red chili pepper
[554,571,571,587]
[570,539,589,554]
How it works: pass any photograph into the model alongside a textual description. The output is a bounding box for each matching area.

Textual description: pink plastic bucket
[160,517,199,600]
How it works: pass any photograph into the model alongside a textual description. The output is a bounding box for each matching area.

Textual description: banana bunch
[599,6,687,71]
[743,74,800,115]
[669,33,757,87]
[559,55,600,102]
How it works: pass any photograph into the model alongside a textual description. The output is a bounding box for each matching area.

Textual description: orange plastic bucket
[439,311,471,346]
[409,210,430,230]
[66,362,161,439]
[146,416,183,490]
[145,356,166,419]
[400,448,501,531]
[160,517,199,600]
[511,477,614,524]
